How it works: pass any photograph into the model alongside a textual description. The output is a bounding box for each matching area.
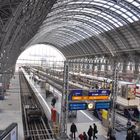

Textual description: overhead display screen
[72,95,109,101]
[88,89,111,96]
[71,89,83,96]
[95,101,111,109]
[69,89,83,100]
[68,102,87,110]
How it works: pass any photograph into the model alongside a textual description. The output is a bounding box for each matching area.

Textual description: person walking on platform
[93,123,98,139]
[87,125,93,140]
[83,132,88,140]
[127,119,132,129]
[51,97,56,107]
[70,123,77,139]
[126,128,133,140]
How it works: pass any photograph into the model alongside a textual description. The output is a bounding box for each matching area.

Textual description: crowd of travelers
[70,123,98,140]
[70,121,140,140]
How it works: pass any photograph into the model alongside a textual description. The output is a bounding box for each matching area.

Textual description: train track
[19,71,54,140]
[26,67,139,123]
[30,67,82,91]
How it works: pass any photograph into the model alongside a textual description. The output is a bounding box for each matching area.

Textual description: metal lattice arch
[29,0,140,58]
[0,0,140,72]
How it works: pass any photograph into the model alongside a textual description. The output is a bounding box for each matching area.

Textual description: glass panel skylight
[39,0,140,46]
[125,0,134,2]
[126,11,133,17]
[127,18,134,22]
[120,8,127,12]
[132,16,139,21]
[132,1,140,7]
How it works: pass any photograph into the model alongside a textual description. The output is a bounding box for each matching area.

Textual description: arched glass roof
[25,0,140,58]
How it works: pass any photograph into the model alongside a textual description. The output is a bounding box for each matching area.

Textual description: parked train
[23,66,140,123]
[30,66,140,97]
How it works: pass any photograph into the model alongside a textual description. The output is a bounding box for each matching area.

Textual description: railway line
[24,67,137,126]
[19,71,54,140]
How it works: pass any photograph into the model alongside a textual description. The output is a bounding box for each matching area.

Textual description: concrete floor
[0,72,24,140]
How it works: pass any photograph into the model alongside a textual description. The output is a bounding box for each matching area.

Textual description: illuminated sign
[68,102,87,110]
[70,89,110,101]
[95,101,111,109]
[88,103,94,110]
[88,96,109,100]
[71,89,83,96]
[69,89,83,100]
[72,96,109,101]
[72,96,83,100]
[88,89,111,96]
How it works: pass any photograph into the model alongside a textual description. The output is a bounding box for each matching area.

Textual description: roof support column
[130,62,133,71]
[104,59,109,74]
[110,57,119,138]
[122,60,128,74]
[60,61,69,139]
[68,59,73,72]
[82,58,86,74]
[86,59,90,75]
[77,60,80,73]
[72,59,76,73]
[80,61,83,73]
[92,59,95,75]
[134,57,140,77]
[97,59,101,76]
[75,59,78,73]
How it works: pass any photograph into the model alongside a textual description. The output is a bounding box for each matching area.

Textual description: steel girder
[1,0,140,71]
[45,1,140,35]
[44,10,139,47]
[28,0,140,58]
[0,0,57,72]
[39,16,125,55]
[44,27,97,54]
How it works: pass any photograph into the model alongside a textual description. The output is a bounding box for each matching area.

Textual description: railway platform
[23,69,129,140]
[0,72,24,140]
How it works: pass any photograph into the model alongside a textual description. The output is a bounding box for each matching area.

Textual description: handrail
[0,123,18,140]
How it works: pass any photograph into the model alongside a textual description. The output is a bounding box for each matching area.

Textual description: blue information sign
[88,89,111,96]
[69,102,87,111]
[69,89,83,100]
[95,101,111,109]
[71,89,83,96]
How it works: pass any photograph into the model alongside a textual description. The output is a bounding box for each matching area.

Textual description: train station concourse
[0,0,140,140]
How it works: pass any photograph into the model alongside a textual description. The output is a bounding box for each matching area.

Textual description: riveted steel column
[134,57,139,77]
[92,59,95,75]
[97,59,101,76]
[104,60,109,72]
[59,61,69,139]
[122,60,128,74]
[110,58,119,133]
